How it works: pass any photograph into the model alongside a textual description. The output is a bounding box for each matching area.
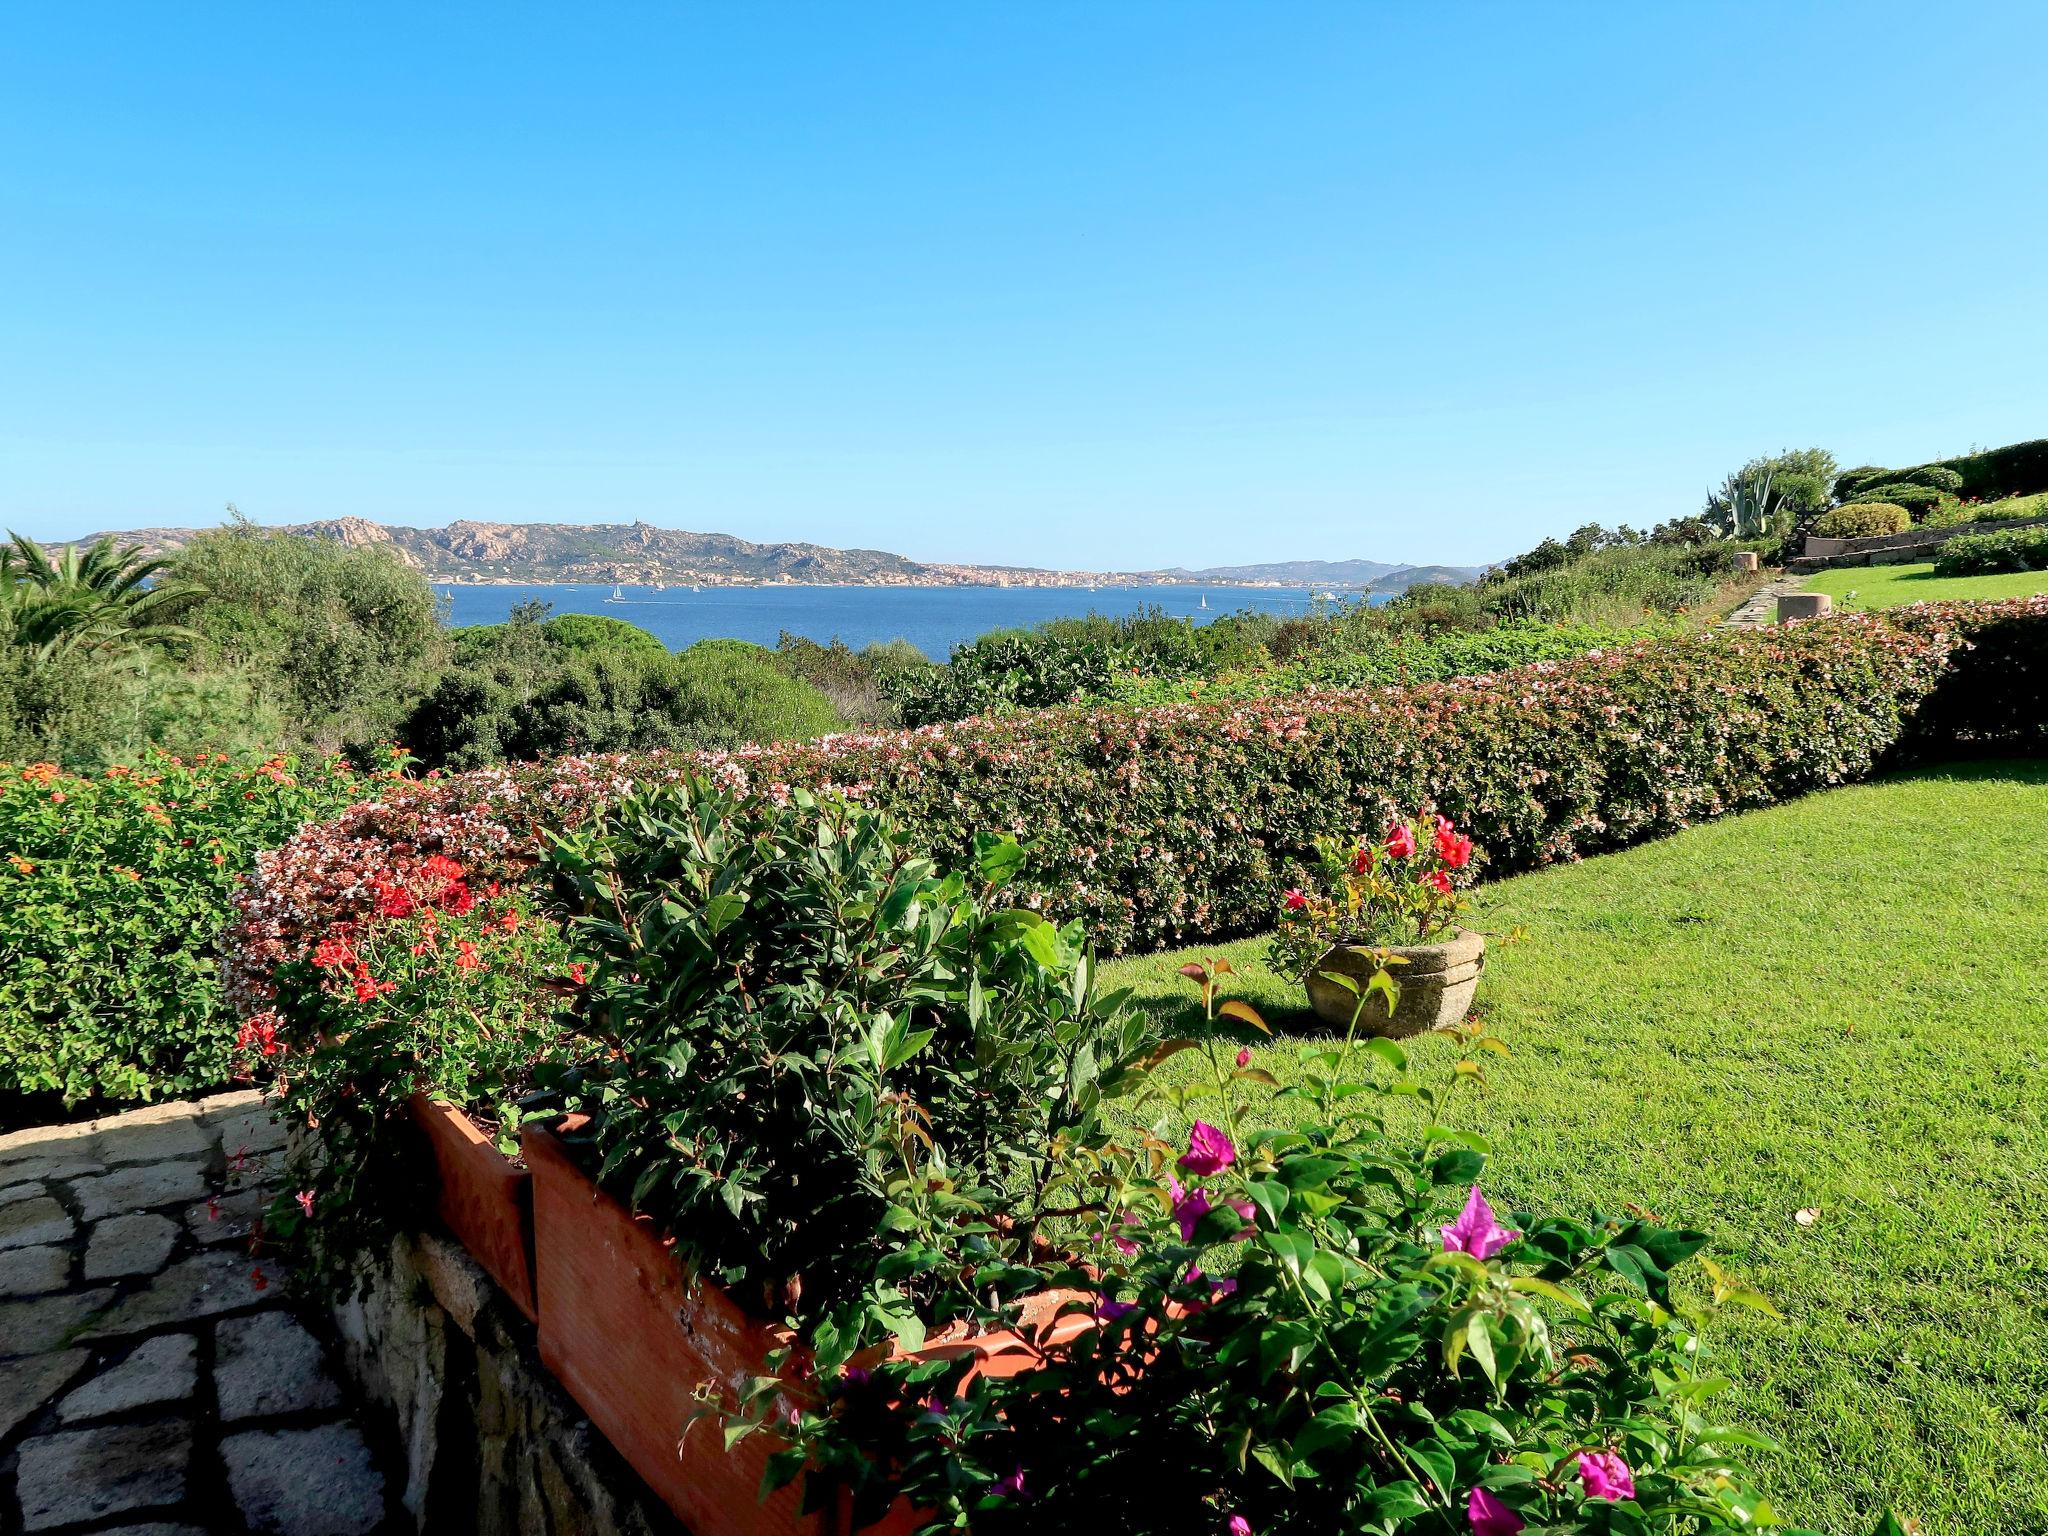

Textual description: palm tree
[0,532,205,661]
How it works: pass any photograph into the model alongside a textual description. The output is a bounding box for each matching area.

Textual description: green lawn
[1804,560,2048,610]
[1101,762,2048,1536]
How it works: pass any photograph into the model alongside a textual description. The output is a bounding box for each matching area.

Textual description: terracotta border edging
[407,1092,538,1322]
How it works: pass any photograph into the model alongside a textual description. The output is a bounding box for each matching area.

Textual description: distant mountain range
[85,517,1485,593]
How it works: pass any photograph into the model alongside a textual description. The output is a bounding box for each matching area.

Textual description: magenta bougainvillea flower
[1228,1517,1252,1536]
[1440,1185,1518,1260]
[1467,1486,1524,1536]
[1095,1297,1137,1322]
[1173,1183,1213,1241]
[1179,1120,1237,1176]
[990,1466,1026,1499]
[1577,1449,1636,1501]
[1235,1046,1251,1067]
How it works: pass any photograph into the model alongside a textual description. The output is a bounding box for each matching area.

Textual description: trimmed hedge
[227,601,2048,1014]
[1814,502,1911,538]
[1837,438,2048,504]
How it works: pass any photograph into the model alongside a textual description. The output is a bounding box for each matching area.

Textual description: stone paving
[1720,574,1807,630]
[0,1093,397,1535]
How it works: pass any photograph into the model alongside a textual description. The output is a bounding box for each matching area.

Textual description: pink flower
[1229,1518,1252,1536]
[1385,822,1417,859]
[1235,1047,1251,1068]
[1577,1449,1636,1501]
[1179,1121,1236,1176]
[1096,1297,1137,1322]
[1282,888,1308,912]
[1468,1487,1523,1536]
[991,1465,1025,1499]
[294,1190,314,1219]
[1440,1186,1518,1260]
[1173,1184,1213,1241]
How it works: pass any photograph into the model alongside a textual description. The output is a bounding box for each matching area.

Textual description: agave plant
[1704,465,1776,539]
[0,532,205,661]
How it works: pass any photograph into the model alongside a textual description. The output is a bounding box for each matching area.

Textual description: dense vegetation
[1104,761,2048,1535]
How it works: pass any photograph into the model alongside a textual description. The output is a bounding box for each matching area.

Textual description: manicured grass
[1101,761,2048,1536]
[1805,561,2048,610]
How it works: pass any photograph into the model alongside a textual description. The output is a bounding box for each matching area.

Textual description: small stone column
[1777,592,1832,623]
[1734,551,1760,573]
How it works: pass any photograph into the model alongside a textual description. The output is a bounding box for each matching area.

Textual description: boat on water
[605,583,625,603]
[1199,593,1208,610]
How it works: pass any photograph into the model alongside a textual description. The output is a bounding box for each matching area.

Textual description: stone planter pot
[1303,927,1486,1036]
[407,1092,537,1322]
[524,1121,1092,1536]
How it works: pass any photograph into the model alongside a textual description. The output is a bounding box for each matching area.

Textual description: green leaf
[1262,1228,1313,1280]
[973,833,1028,889]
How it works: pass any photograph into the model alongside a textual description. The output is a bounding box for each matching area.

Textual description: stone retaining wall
[1790,512,2048,572]
[331,1228,682,1536]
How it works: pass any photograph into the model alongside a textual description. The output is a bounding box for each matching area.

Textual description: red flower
[439,880,475,915]
[1435,823,1474,869]
[1351,844,1373,874]
[1425,870,1454,896]
[420,853,465,883]
[453,940,482,972]
[500,908,521,933]
[1385,822,1417,859]
[568,963,589,986]
[310,935,356,971]
[1282,888,1308,912]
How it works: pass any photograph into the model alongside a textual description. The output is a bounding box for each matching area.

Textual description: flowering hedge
[0,751,377,1104]
[228,601,2048,1030]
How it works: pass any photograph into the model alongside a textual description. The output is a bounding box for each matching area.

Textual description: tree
[0,533,203,661]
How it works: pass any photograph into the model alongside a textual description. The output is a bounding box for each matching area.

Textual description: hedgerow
[227,599,2048,1026]
[0,751,378,1104]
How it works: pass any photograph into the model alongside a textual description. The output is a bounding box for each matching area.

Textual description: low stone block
[0,1244,71,1299]
[222,1423,386,1536]
[17,1419,193,1530]
[1777,592,1833,623]
[58,1332,199,1421]
[216,1311,343,1420]
[97,1116,212,1167]
[85,1211,181,1280]
[1733,550,1760,573]
[73,1161,210,1222]
[0,1194,74,1252]
[0,1119,98,1163]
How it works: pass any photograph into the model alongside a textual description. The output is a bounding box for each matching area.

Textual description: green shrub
[1835,440,2048,505]
[539,612,670,659]
[769,633,929,726]
[1932,528,2048,577]
[1813,502,1912,538]
[1832,465,1889,503]
[234,605,2043,994]
[0,751,373,1104]
[1855,483,1944,520]
[1901,465,1966,493]
[173,519,446,755]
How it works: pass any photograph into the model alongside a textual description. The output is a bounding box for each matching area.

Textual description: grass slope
[1805,561,2048,610]
[1101,762,2048,1536]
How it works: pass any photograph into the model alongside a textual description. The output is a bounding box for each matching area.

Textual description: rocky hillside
[86,517,1481,590]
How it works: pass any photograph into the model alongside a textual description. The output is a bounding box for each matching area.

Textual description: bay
[440,582,1387,659]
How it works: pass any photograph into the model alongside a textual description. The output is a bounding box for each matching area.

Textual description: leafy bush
[763,966,1797,1535]
[770,633,931,726]
[1812,503,1911,539]
[1837,439,2048,505]
[232,605,2041,1013]
[1,751,374,1104]
[1854,484,1944,521]
[1900,465,1965,493]
[1932,528,2048,577]
[173,518,446,756]
[540,612,671,659]
[534,782,1151,1331]
[401,635,844,769]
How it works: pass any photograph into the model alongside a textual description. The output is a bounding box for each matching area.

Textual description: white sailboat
[1199,593,1208,610]
[606,583,625,603]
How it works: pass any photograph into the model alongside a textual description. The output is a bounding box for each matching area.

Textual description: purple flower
[1179,1121,1237,1176]
[838,1365,872,1388]
[1228,1518,1252,1536]
[1577,1449,1636,1501]
[990,1465,1026,1500]
[1467,1486,1524,1536]
[1174,1184,1213,1241]
[1441,1185,1518,1261]
[1096,1297,1138,1322]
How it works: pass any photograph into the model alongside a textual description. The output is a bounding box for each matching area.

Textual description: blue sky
[3,4,2044,569]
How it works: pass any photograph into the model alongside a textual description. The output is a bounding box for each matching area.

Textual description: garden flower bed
[224,605,2048,1535]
